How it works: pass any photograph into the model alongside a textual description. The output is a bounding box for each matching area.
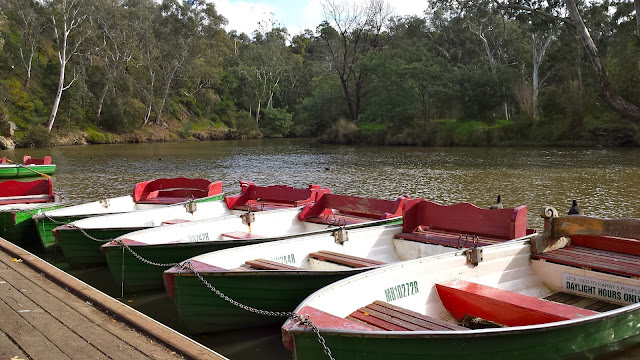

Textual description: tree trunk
[47,29,67,131]
[96,82,109,121]
[564,0,640,121]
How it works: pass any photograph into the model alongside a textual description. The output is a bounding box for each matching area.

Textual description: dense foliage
[0,0,638,147]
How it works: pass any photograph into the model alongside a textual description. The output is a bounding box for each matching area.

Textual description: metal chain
[182,261,335,360]
[117,239,180,268]
[70,225,114,243]
[42,211,67,225]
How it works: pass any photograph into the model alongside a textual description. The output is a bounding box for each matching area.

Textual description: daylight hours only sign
[563,273,640,304]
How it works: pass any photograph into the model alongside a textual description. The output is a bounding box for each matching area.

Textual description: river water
[3,139,640,359]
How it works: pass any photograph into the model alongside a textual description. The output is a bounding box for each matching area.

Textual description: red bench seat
[436,280,598,327]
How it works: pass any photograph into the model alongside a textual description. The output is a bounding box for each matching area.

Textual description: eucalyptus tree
[6,0,46,88]
[92,0,135,122]
[149,0,226,126]
[44,0,93,131]
[495,0,640,121]
[319,0,393,122]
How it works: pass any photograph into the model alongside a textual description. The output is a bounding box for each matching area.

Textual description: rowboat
[0,178,65,247]
[0,156,56,178]
[163,199,533,334]
[102,192,408,293]
[282,207,640,359]
[53,182,326,268]
[32,177,223,249]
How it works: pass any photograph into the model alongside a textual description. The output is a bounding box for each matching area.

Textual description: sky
[214,0,429,36]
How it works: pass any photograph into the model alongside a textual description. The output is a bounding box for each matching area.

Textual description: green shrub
[22,125,53,148]
[320,118,358,144]
[260,107,293,138]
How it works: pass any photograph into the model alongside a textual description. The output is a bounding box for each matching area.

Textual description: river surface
[3,139,640,359]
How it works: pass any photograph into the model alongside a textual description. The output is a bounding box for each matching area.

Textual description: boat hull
[58,228,139,267]
[104,240,277,292]
[0,164,56,178]
[171,271,361,334]
[0,204,66,247]
[287,306,640,360]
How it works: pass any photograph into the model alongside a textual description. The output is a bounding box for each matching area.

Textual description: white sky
[214,0,428,36]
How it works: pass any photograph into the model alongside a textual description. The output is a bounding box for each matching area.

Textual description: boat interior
[290,210,640,334]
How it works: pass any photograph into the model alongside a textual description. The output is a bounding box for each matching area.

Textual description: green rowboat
[57,182,326,269]
[283,210,640,359]
[32,177,223,249]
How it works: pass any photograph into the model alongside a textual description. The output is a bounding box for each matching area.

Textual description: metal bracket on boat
[100,198,110,208]
[463,236,483,266]
[325,214,346,227]
[242,211,256,226]
[333,227,349,244]
[185,198,197,214]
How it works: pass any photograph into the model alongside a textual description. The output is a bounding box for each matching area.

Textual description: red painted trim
[0,178,54,204]
[132,178,222,203]
[298,193,409,222]
[436,280,598,327]
[22,155,52,165]
[282,306,373,350]
[532,245,640,277]
[402,200,527,240]
[223,181,329,210]
[570,235,640,256]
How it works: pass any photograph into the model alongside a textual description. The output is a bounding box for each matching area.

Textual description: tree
[45,0,92,131]
[496,0,640,121]
[7,0,45,88]
[319,0,393,122]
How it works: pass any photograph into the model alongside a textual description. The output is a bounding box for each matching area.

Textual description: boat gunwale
[286,237,640,337]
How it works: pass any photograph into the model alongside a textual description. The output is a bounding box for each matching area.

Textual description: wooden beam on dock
[0,237,227,360]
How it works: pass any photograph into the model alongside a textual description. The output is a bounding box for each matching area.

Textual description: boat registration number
[384,281,419,302]
[563,273,640,304]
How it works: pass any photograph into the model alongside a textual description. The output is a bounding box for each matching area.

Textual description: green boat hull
[34,215,85,249]
[105,241,261,293]
[171,271,364,334]
[58,228,137,268]
[35,194,224,251]
[288,305,640,360]
[0,165,56,178]
[0,204,66,248]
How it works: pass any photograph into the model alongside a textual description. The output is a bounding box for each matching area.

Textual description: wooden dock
[0,238,227,360]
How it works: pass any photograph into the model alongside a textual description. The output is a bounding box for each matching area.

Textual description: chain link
[182,261,335,360]
[117,239,180,268]
[41,211,68,225]
[70,225,115,243]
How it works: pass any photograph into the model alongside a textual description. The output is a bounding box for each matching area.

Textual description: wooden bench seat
[221,231,263,240]
[436,280,599,327]
[308,250,385,268]
[161,219,191,225]
[347,300,466,331]
[244,259,301,270]
[306,214,377,226]
[394,229,504,249]
[532,245,640,278]
[0,194,52,205]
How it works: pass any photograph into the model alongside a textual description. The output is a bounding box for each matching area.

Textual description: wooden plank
[347,301,465,332]
[570,235,640,256]
[436,280,599,327]
[0,255,176,360]
[0,297,70,360]
[395,230,501,248]
[0,273,108,360]
[532,246,640,277]
[0,318,30,360]
[371,301,466,330]
[221,231,263,239]
[308,250,385,268]
[244,259,301,270]
[0,237,225,360]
